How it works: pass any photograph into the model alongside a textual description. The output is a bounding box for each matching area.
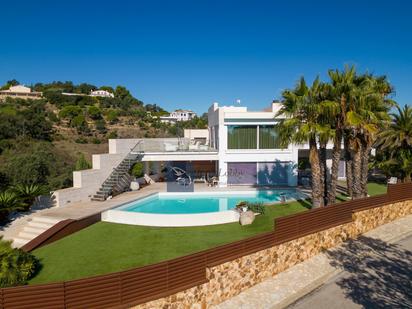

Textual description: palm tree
[326,66,357,203]
[375,105,412,182]
[0,192,23,222]
[276,77,335,208]
[345,74,394,197]
[12,184,47,211]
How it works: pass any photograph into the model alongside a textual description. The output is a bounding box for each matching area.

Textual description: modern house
[0,85,42,100]
[160,109,197,123]
[53,102,344,207]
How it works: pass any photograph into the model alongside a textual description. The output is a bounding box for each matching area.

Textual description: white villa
[0,85,43,99]
[53,101,344,207]
[90,89,114,98]
[160,109,197,123]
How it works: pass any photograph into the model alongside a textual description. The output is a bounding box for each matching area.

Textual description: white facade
[90,90,114,98]
[208,102,298,187]
[160,109,197,123]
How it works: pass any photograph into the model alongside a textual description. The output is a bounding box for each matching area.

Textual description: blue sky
[0,0,411,113]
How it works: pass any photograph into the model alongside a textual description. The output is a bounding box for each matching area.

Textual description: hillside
[0,80,207,192]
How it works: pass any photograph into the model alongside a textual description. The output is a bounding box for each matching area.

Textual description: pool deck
[1,183,302,243]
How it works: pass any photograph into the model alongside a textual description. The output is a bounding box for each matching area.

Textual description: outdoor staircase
[91,152,142,202]
[12,216,62,248]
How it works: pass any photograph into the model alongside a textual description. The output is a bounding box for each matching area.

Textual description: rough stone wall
[133,200,412,309]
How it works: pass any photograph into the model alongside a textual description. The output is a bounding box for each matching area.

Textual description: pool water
[118,189,305,214]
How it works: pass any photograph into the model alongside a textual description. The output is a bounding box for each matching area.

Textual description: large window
[227,125,257,149]
[259,125,281,149]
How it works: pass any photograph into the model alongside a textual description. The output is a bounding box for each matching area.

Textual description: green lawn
[30,201,308,284]
[336,182,387,201]
[366,182,387,196]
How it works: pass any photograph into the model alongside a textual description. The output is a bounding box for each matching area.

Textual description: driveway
[288,234,412,309]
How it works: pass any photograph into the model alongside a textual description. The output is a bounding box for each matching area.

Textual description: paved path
[289,234,412,309]
[214,214,412,309]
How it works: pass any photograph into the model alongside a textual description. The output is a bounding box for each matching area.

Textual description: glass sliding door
[227,162,257,185]
[257,162,289,185]
[227,125,257,149]
[259,125,281,149]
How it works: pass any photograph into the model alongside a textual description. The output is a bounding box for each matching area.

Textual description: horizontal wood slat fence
[2,183,411,309]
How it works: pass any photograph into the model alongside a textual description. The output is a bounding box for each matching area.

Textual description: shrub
[247,202,265,214]
[95,119,107,134]
[105,109,118,124]
[131,162,144,178]
[74,137,88,144]
[75,154,91,171]
[88,106,102,120]
[107,131,118,139]
[12,184,47,212]
[0,192,23,222]
[91,137,101,144]
[0,237,38,287]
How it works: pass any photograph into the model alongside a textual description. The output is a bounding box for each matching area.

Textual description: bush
[236,201,265,214]
[12,184,48,212]
[0,237,38,287]
[75,154,91,171]
[105,109,119,124]
[0,192,23,222]
[88,106,102,120]
[107,131,118,139]
[247,202,265,214]
[131,162,144,178]
[74,137,88,144]
[91,137,101,144]
[94,119,107,134]
[2,143,54,187]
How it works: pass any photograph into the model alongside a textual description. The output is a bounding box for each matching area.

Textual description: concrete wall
[52,152,124,207]
[133,200,412,308]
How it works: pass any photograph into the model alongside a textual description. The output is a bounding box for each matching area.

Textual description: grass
[336,182,387,201]
[30,201,308,284]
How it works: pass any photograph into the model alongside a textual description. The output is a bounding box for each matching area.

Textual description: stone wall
[133,200,412,308]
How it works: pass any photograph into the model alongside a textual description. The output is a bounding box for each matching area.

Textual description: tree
[326,66,357,203]
[276,77,333,208]
[375,105,412,182]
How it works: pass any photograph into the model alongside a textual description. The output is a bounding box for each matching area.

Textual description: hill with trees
[0,80,207,194]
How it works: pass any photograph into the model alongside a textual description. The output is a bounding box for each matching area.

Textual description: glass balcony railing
[130,138,217,153]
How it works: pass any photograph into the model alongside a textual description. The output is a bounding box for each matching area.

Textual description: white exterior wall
[208,102,298,187]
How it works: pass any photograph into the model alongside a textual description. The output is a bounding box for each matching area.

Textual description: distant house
[160,109,197,123]
[61,89,114,98]
[0,85,42,100]
[90,90,114,98]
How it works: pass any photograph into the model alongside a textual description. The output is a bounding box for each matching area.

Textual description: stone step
[23,226,47,235]
[96,190,109,195]
[18,231,41,240]
[28,221,55,229]
[91,196,106,201]
[31,216,61,225]
[12,238,30,248]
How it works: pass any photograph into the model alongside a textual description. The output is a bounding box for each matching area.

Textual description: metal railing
[130,138,217,153]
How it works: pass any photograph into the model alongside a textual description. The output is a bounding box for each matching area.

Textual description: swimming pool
[102,189,306,227]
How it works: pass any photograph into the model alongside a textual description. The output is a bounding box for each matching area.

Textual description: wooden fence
[1,183,411,309]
